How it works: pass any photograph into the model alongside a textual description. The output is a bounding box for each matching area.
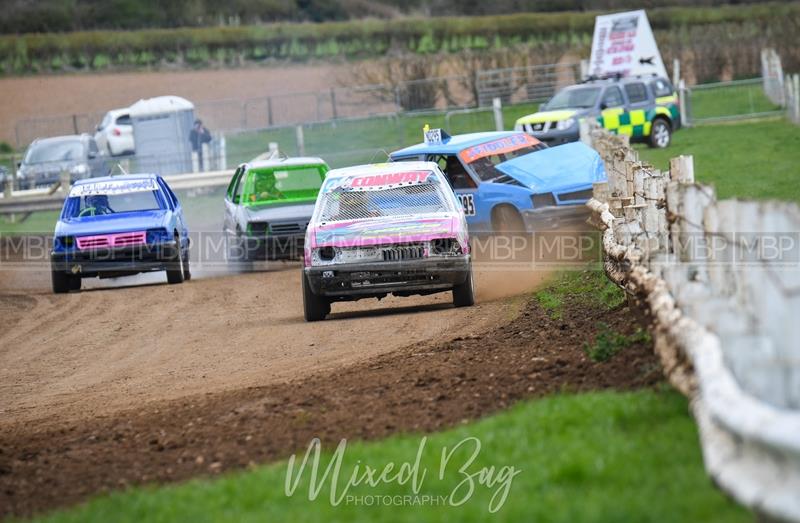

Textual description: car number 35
[458,194,476,216]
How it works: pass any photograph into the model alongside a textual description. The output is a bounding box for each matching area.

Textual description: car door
[622,81,651,139]
[425,153,480,228]
[223,166,245,237]
[598,85,628,136]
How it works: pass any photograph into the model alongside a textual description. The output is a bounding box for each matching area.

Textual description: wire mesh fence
[685,78,785,125]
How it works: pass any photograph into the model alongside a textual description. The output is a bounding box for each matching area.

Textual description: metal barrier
[685,77,786,125]
[588,128,800,522]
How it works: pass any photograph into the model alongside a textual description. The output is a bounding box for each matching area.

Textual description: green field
[28,389,747,523]
[636,119,800,202]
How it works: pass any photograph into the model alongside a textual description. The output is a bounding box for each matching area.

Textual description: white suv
[94,108,134,156]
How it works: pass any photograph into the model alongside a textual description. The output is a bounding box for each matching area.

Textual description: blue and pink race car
[302,162,472,321]
[50,174,190,293]
[390,129,605,233]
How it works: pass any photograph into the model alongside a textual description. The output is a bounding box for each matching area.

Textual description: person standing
[189,119,212,170]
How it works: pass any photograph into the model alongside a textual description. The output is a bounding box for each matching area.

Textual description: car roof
[326,161,439,179]
[245,157,326,170]
[391,131,524,156]
[72,173,158,186]
[31,134,88,146]
[576,75,670,88]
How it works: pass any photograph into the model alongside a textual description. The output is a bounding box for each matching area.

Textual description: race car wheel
[69,275,82,291]
[302,271,330,321]
[182,248,192,281]
[166,234,186,284]
[649,118,672,149]
[51,268,76,294]
[452,267,475,308]
[492,205,525,235]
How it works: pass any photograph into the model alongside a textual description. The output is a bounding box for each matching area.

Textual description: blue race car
[50,174,190,293]
[389,129,606,233]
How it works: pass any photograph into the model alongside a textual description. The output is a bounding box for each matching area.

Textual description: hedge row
[2,3,799,75]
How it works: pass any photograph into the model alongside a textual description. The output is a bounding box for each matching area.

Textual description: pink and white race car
[302,162,474,321]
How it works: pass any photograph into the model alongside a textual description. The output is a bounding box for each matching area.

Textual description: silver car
[17,134,110,190]
[223,157,329,265]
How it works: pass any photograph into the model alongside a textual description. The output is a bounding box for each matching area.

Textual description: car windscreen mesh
[318,184,448,223]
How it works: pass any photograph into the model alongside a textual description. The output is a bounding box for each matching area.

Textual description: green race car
[223,157,329,264]
[515,76,681,148]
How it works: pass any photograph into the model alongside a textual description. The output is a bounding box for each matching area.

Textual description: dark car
[17,134,110,189]
[515,75,681,148]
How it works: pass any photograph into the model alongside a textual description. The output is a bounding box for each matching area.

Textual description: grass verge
[635,118,800,203]
[26,389,747,523]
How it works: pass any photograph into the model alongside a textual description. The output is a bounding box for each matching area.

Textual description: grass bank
[26,388,747,523]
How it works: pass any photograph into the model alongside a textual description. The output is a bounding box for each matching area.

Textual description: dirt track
[0,263,543,430]
[0,261,658,518]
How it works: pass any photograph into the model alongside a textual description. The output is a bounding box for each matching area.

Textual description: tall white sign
[589,10,667,79]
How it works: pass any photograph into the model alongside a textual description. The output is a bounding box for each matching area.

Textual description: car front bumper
[51,240,179,277]
[236,234,305,261]
[523,204,591,231]
[305,255,471,299]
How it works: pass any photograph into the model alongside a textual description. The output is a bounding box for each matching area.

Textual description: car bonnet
[493,142,604,193]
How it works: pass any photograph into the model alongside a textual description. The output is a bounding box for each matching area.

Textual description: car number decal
[458,194,476,216]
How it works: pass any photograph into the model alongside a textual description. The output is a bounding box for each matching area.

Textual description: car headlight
[555,118,576,131]
[311,246,339,265]
[69,163,88,175]
[146,228,172,244]
[53,236,76,252]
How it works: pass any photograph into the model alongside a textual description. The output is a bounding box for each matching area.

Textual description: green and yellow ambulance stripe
[598,106,674,138]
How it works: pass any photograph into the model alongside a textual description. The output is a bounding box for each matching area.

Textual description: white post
[672,58,680,87]
[201,143,210,172]
[492,97,504,132]
[295,125,305,156]
[678,79,689,128]
[191,151,199,173]
[219,135,227,171]
[268,142,279,159]
[579,119,592,147]
[580,59,589,80]
[794,74,800,124]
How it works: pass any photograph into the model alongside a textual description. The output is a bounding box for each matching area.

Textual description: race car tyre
[166,234,186,284]
[492,205,525,235]
[182,249,192,281]
[452,268,475,307]
[649,118,672,149]
[302,271,330,321]
[69,275,82,291]
[51,268,75,294]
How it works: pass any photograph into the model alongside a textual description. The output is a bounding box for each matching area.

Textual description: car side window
[116,114,132,126]
[650,78,674,98]
[226,167,242,200]
[429,154,476,190]
[232,170,247,204]
[601,86,624,108]
[165,183,179,209]
[624,82,649,104]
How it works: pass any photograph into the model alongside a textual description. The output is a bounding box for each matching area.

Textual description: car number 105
[458,194,476,216]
